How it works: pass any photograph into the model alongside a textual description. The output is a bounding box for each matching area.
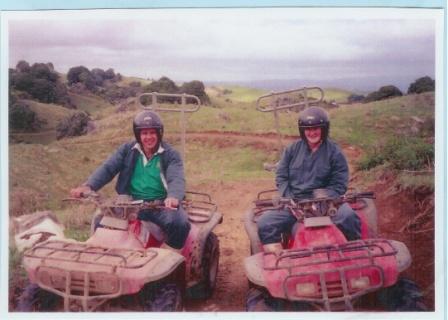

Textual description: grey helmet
[298,106,330,141]
[133,110,164,146]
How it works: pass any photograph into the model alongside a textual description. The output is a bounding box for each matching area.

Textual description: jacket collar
[132,143,165,166]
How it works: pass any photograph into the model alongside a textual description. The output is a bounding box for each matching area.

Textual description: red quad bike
[17,92,222,312]
[17,192,222,312]
[244,190,427,312]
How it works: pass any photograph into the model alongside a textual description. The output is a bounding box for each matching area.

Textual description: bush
[143,76,179,103]
[180,80,210,104]
[9,102,43,131]
[407,76,435,94]
[365,85,403,102]
[358,137,434,171]
[56,112,90,139]
[67,66,96,91]
[347,94,365,103]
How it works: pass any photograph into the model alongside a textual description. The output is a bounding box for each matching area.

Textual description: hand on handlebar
[70,185,92,198]
[164,197,179,209]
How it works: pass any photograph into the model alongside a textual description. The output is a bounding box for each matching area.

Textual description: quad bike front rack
[23,240,160,311]
[263,239,398,311]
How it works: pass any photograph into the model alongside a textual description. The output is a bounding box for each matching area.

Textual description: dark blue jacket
[276,139,349,199]
[85,141,185,200]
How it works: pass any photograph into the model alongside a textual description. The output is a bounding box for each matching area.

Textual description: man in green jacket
[71,110,190,250]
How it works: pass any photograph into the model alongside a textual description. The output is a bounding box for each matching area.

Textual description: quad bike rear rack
[263,239,398,311]
[184,191,218,224]
[23,240,160,311]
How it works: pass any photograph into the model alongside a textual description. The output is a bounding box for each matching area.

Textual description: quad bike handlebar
[64,191,218,223]
[253,191,375,221]
[64,192,167,221]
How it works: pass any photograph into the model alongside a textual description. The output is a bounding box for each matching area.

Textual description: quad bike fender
[86,227,145,250]
[388,240,411,273]
[244,253,266,287]
[118,248,185,293]
[244,208,262,254]
[13,211,66,253]
[184,210,223,287]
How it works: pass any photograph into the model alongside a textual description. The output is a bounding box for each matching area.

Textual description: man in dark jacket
[70,110,190,251]
[257,106,361,254]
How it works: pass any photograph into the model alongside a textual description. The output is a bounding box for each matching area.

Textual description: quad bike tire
[187,232,219,299]
[144,282,183,311]
[377,277,427,311]
[17,283,61,311]
[246,286,285,311]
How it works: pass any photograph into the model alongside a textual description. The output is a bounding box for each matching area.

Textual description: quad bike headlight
[296,282,317,296]
[350,276,370,289]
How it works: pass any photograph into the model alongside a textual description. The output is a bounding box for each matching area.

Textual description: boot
[263,243,283,255]
[161,242,183,254]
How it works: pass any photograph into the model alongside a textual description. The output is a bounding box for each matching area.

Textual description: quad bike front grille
[23,240,160,311]
[263,239,398,311]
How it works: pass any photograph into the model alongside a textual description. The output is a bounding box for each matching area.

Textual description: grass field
[9,87,435,219]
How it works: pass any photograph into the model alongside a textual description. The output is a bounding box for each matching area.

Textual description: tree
[27,79,58,103]
[407,76,435,94]
[91,68,106,86]
[143,77,179,103]
[67,66,96,91]
[180,80,210,104]
[30,63,58,82]
[145,76,179,94]
[104,68,116,80]
[365,85,403,102]
[16,60,30,73]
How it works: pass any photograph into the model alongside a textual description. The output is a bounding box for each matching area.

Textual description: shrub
[365,85,403,102]
[9,102,43,131]
[180,80,210,104]
[407,76,435,94]
[143,76,179,103]
[56,111,90,139]
[358,137,434,171]
[347,94,365,103]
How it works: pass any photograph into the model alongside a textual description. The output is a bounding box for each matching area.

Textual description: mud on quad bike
[243,190,427,311]
[17,191,222,312]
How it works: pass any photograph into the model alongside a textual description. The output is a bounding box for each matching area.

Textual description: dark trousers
[138,206,191,249]
[257,203,361,244]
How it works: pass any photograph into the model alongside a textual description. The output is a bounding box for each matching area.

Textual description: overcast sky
[6,8,440,91]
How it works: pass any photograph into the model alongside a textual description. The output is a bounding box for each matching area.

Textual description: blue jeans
[257,203,361,244]
[138,206,191,249]
[93,206,191,249]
